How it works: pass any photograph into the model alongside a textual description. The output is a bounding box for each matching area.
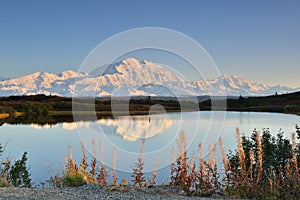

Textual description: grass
[0,112,24,119]
[61,171,86,187]
[0,113,9,119]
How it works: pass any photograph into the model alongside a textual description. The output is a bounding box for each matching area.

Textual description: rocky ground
[0,185,235,200]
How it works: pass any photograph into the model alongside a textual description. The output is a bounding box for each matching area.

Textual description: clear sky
[0,0,299,87]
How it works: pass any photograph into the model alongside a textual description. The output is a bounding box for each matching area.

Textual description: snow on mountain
[0,72,59,95]
[197,74,274,96]
[0,58,298,97]
[57,70,86,80]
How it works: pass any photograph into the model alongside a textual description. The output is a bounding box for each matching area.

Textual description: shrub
[131,138,146,187]
[59,141,110,187]
[62,171,86,187]
[0,144,32,188]
[9,152,31,187]
[60,145,86,187]
[225,128,300,199]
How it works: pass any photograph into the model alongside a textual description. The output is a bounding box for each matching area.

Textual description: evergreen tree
[9,152,31,187]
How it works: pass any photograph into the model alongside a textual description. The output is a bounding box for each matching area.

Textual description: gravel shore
[0,185,233,200]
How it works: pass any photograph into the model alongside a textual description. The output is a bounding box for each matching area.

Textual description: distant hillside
[0,94,190,118]
[200,91,300,115]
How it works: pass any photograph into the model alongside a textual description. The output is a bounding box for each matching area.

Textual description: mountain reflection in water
[18,115,175,142]
[96,115,173,141]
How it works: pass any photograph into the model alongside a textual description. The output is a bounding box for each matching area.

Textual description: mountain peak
[58,70,84,79]
[220,74,242,79]
[120,58,153,66]
[28,71,57,79]
[101,58,150,75]
[121,57,141,64]
[220,74,231,78]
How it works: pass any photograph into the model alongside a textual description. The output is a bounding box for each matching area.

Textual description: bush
[1,144,31,188]
[62,171,86,187]
[0,105,15,115]
[225,128,300,199]
[9,152,31,187]
[0,177,10,187]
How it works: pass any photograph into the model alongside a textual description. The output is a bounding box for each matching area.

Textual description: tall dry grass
[97,141,108,185]
[255,131,263,183]
[56,127,300,199]
[112,147,117,185]
[79,141,88,173]
[131,138,146,187]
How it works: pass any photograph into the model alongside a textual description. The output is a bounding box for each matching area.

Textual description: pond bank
[0,185,233,200]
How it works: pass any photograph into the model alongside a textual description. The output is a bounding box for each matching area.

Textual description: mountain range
[0,58,298,97]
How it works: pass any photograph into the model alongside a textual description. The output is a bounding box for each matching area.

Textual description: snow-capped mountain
[0,58,298,97]
[192,74,274,96]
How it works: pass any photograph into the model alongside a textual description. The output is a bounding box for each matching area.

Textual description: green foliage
[56,143,111,187]
[0,144,3,155]
[275,130,292,169]
[0,94,194,118]
[296,124,300,139]
[0,105,15,115]
[59,145,86,187]
[241,135,253,169]
[62,171,86,187]
[227,128,299,199]
[261,129,277,172]
[296,124,300,171]
[16,103,52,114]
[230,129,294,175]
[0,144,32,188]
[200,91,300,115]
[52,102,72,110]
[9,152,31,187]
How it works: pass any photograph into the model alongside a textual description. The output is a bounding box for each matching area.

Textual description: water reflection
[0,114,75,126]
[97,115,174,141]
[62,121,91,131]
[29,124,58,130]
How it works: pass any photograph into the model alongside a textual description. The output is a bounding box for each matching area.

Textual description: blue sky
[0,0,299,87]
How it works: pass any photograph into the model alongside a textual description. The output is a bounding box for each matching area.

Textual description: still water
[0,111,299,185]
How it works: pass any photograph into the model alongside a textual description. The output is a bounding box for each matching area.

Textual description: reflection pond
[0,111,299,185]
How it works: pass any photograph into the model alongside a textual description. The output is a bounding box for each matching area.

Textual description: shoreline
[0,185,232,200]
[1,92,300,119]
[18,108,300,117]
